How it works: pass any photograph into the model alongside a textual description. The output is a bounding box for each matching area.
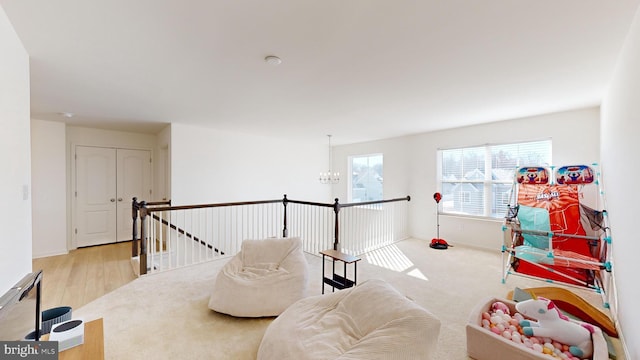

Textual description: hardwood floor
[32,242,137,311]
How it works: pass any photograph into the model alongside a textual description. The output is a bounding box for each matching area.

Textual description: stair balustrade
[131,195,410,275]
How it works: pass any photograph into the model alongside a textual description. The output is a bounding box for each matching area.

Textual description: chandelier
[319,135,340,184]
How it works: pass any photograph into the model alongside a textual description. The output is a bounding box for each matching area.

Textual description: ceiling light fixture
[319,135,340,184]
[264,55,282,66]
[59,112,74,118]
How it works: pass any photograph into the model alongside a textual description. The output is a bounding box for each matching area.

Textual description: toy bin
[466,297,608,360]
[41,306,72,335]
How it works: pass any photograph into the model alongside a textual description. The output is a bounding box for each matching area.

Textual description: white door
[76,146,152,246]
[76,146,117,247]
[116,149,152,242]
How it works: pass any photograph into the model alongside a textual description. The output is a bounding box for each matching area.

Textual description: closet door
[75,146,152,247]
[76,146,117,247]
[116,149,152,242]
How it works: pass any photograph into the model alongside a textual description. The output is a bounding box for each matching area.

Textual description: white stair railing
[132,195,411,275]
[339,200,410,256]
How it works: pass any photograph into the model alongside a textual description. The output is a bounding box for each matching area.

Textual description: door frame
[70,143,154,250]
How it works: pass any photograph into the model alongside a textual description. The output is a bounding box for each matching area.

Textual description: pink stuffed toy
[516,297,595,358]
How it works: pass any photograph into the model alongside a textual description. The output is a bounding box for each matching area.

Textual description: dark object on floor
[430,238,451,250]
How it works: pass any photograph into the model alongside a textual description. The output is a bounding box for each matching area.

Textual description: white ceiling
[1,1,638,145]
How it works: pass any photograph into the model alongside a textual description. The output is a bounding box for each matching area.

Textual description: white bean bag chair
[257,279,441,360]
[208,237,309,317]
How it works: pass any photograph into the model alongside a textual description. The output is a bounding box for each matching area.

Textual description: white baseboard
[32,249,69,259]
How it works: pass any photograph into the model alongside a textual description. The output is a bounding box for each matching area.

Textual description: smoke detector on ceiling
[264,55,282,66]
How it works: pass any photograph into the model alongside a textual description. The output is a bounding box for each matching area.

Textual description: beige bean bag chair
[257,279,441,359]
[208,237,309,317]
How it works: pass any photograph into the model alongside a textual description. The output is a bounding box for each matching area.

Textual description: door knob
[118,198,123,202]
[110,198,115,202]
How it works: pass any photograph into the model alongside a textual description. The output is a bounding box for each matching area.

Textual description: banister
[143,196,410,212]
[285,199,335,208]
[143,199,282,212]
[132,194,411,275]
[282,195,288,238]
[339,195,411,208]
[333,198,340,250]
[139,202,148,275]
[131,197,139,257]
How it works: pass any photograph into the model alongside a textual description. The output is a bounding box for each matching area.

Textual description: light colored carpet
[75,238,611,359]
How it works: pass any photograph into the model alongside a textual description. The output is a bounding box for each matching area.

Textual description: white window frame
[348,153,383,203]
[437,139,551,219]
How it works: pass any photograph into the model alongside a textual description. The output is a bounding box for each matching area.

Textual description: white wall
[332,136,411,203]
[334,107,600,251]
[26,124,161,255]
[31,119,67,258]
[0,6,32,290]
[601,6,640,358]
[66,126,158,150]
[170,123,330,205]
[155,125,171,202]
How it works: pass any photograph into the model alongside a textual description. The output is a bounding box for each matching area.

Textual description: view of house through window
[439,140,551,218]
[350,154,383,202]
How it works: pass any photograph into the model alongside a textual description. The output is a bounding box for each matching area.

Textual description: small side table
[320,249,361,294]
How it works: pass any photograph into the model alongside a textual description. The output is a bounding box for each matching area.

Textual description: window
[438,140,551,218]
[350,154,383,202]
[461,191,471,203]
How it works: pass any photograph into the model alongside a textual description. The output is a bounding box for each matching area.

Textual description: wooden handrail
[285,199,335,208]
[144,199,282,212]
[142,196,410,213]
[339,195,411,208]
